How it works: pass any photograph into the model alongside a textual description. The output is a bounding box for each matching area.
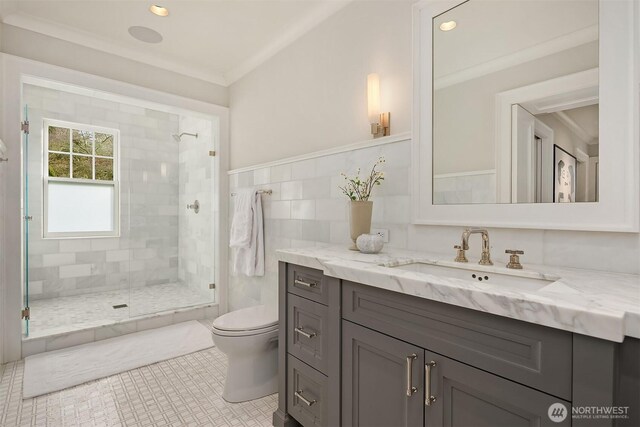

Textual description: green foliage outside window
[47,124,115,181]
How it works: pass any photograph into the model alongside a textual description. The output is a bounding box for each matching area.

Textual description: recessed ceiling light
[128,26,163,44]
[149,5,169,17]
[439,20,457,31]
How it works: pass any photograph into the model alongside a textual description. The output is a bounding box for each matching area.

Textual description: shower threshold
[25,282,217,340]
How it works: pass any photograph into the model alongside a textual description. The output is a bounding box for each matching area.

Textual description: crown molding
[224,0,352,85]
[1,12,228,87]
[434,25,599,90]
[553,110,598,145]
[3,1,352,88]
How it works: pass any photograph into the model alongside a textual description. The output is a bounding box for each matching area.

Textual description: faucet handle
[454,245,468,263]
[505,249,524,269]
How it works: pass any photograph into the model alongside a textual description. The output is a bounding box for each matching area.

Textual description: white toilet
[211,305,279,403]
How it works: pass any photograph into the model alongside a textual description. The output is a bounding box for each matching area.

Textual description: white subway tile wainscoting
[227,136,640,313]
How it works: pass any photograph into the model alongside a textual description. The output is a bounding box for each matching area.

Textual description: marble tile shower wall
[228,138,639,311]
[228,140,412,311]
[24,85,180,300]
[178,115,215,297]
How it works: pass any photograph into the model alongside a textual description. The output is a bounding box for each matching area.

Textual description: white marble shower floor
[27,283,214,338]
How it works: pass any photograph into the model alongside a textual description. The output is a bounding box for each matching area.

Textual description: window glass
[72,130,93,155]
[48,153,71,177]
[47,182,115,233]
[95,133,114,156]
[48,126,70,152]
[45,121,118,237]
[95,158,114,181]
[72,155,93,179]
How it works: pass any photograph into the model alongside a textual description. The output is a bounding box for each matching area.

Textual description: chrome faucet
[458,228,493,266]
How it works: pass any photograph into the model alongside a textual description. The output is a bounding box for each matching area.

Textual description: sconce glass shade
[367,73,381,123]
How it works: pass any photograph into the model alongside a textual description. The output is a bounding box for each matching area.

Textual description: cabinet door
[342,321,424,427]
[424,350,571,427]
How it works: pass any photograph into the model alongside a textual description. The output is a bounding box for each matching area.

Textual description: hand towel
[229,189,254,248]
[231,190,265,277]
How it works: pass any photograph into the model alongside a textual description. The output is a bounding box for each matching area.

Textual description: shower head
[172,132,198,142]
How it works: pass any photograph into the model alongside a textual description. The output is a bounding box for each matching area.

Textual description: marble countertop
[277,245,640,342]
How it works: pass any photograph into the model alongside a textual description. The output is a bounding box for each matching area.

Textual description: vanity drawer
[288,293,329,374]
[342,281,573,400]
[287,264,328,305]
[287,355,328,427]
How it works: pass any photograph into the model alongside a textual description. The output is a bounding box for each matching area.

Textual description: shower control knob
[186,200,200,214]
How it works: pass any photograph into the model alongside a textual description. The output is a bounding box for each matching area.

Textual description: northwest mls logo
[548,403,568,422]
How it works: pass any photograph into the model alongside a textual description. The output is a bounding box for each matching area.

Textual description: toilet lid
[213,305,278,332]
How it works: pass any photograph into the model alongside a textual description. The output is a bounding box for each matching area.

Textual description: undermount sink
[385,262,556,291]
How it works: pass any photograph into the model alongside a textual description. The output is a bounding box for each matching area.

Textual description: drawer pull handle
[294,279,317,288]
[406,353,417,397]
[294,327,317,339]
[295,390,317,406]
[425,361,437,406]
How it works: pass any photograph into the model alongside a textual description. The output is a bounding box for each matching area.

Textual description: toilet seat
[212,324,277,337]
[212,305,278,337]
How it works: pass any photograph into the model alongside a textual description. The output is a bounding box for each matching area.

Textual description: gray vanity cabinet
[424,349,571,427]
[275,262,640,427]
[342,321,424,427]
[342,320,570,427]
[275,262,341,427]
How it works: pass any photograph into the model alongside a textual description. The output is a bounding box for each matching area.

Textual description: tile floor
[0,321,277,427]
[29,283,214,338]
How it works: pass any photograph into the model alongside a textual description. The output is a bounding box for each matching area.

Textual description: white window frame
[43,118,121,238]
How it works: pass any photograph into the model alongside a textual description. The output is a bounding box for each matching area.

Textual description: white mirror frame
[412,0,639,232]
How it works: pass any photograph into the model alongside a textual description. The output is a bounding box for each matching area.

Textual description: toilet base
[222,344,278,403]
[213,328,279,403]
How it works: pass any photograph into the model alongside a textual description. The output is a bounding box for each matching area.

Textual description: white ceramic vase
[349,201,373,250]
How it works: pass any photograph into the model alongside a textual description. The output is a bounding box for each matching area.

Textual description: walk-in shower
[21,82,219,339]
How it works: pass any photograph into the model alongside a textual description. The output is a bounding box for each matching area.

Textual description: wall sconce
[367,73,390,138]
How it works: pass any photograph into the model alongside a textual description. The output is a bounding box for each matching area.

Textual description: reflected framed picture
[553,145,577,203]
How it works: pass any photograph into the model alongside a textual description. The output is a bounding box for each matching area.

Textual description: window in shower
[43,119,120,238]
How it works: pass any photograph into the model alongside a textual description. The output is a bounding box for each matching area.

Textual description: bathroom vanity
[272,247,640,427]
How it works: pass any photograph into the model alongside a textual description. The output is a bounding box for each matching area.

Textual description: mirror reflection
[432,0,599,204]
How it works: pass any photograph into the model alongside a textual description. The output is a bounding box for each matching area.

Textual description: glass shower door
[126,112,216,319]
[22,105,30,336]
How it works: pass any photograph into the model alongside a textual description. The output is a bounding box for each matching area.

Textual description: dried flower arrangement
[338,157,385,201]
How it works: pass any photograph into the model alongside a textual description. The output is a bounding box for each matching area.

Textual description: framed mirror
[412,0,638,231]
